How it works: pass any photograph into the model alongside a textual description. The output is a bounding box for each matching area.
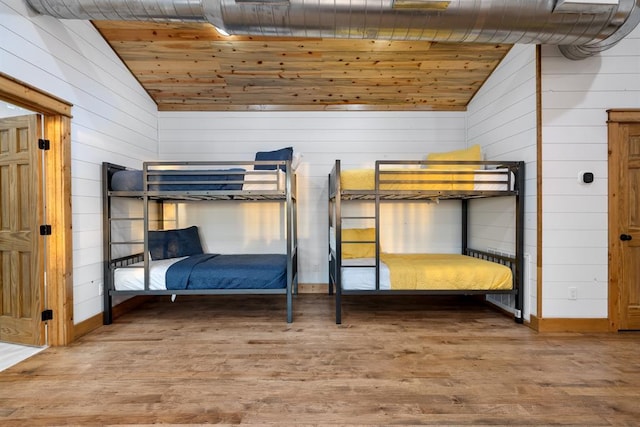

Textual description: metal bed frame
[328,159,525,324]
[102,160,298,324]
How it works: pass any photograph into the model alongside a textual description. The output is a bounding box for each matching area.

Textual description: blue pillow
[148,226,204,260]
[254,147,293,171]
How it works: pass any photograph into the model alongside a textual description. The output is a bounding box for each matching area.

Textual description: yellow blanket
[340,169,475,191]
[380,253,513,291]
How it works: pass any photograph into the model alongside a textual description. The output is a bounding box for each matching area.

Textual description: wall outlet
[98,281,104,296]
[568,287,578,300]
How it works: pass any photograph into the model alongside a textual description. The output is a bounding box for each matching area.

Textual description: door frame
[607,108,640,332]
[0,72,74,346]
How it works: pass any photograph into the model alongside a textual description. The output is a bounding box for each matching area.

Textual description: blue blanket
[166,253,287,290]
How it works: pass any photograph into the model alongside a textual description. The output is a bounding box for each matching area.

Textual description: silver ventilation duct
[26,0,640,59]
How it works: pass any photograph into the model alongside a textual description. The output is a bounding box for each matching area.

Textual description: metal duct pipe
[26,0,640,59]
[25,0,208,21]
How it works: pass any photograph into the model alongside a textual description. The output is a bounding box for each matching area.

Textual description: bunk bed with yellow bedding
[328,146,524,324]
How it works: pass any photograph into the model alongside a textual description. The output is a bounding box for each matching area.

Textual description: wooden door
[0,114,45,345]
[608,110,640,331]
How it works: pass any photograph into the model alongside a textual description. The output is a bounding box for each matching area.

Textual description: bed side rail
[372,160,520,195]
[466,247,516,272]
[143,160,290,195]
[109,253,145,269]
[106,160,295,200]
[465,248,519,298]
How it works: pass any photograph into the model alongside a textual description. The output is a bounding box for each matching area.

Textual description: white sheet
[113,257,186,291]
[473,168,513,191]
[341,258,391,291]
[242,168,286,191]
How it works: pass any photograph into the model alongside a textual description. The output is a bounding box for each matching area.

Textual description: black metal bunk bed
[102,160,298,324]
[328,159,525,324]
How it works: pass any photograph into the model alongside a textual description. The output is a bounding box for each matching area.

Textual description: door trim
[607,108,640,332]
[0,72,74,346]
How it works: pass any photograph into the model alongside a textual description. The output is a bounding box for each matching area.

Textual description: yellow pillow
[426,144,482,170]
[342,228,376,259]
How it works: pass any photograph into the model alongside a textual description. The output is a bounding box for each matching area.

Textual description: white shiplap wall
[158,112,467,284]
[466,45,538,320]
[540,26,640,318]
[1,0,159,323]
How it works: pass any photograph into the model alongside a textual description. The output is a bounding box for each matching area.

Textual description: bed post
[328,169,334,297]
[514,161,525,323]
[292,164,299,297]
[461,199,469,254]
[334,160,343,324]
[286,160,294,323]
[102,162,114,325]
[375,161,381,291]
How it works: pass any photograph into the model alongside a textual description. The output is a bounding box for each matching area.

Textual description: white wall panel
[1,0,159,323]
[540,23,640,319]
[543,195,607,212]
[543,126,608,143]
[543,299,608,318]
[466,44,538,320]
[158,111,467,284]
[543,229,607,248]
[542,160,607,179]
[541,180,607,196]
[543,263,608,283]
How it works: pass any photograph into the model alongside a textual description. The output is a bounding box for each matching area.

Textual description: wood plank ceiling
[93,21,512,111]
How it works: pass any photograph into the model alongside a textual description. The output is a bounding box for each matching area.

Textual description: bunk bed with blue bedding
[102,154,298,324]
[328,146,525,324]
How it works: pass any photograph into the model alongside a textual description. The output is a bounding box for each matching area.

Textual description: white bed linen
[330,229,390,290]
[473,168,513,191]
[242,168,286,191]
[113,257,187,291]
[341,258,391,291]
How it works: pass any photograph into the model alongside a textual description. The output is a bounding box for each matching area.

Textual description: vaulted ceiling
[93,21,512,111]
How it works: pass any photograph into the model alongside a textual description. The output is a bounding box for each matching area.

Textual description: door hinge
[40,225,52,235]
[38,139,50,150]
[41,309,53,322]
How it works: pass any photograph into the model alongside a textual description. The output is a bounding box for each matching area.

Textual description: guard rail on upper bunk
[330,159,523,201]
[106,160,296,202]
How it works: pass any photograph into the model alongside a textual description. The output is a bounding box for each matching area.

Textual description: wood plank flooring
[1,294,639,426]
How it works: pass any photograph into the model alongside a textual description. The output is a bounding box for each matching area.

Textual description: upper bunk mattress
[340,168,512,192]
[110,169,246,192]
[110,168,286,192]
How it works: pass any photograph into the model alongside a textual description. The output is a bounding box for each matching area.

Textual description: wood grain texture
[1,294,639,425]
[0,114,43,346]
[0,73,75,346]
[91,21,511,111]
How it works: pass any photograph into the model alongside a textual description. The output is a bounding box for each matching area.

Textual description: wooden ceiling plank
[92,20,511,111]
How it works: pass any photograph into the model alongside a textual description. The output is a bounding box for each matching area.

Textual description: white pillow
[292,152,302,171]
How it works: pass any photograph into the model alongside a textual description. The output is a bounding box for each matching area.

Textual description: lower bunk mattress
[113,253,287,291]
[341,253,513,291]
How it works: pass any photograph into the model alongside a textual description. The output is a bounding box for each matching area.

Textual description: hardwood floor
[1,294,639,426]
